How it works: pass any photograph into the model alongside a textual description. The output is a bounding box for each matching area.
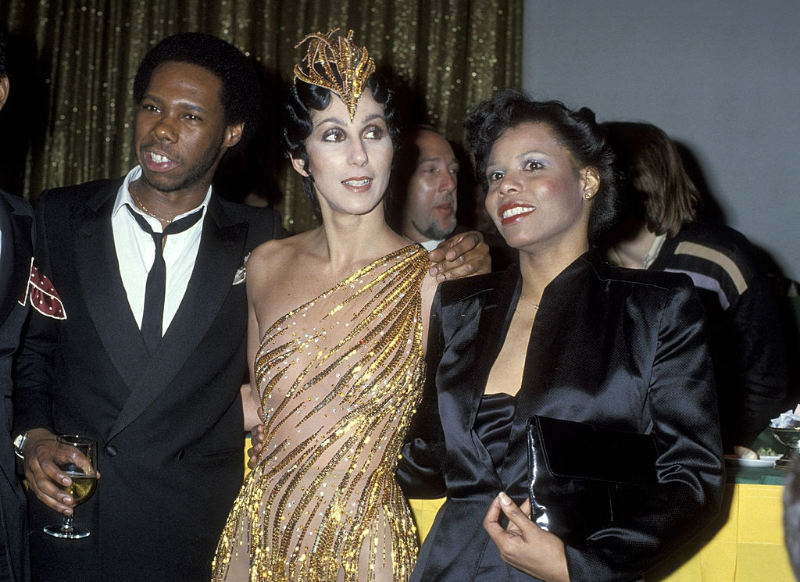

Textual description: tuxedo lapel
[108,195,248,439]
[474,268,520,405]
[472,270,523,484]
[74,184,152,392]
[163,195,247,354]
[498,255,594,483]
[437,270,519,486]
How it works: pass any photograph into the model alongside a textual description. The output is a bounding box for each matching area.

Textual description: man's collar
[643,233,667,269]
[420,239,444,252]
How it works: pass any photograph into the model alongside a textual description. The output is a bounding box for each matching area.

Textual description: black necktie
[127,205,203,353]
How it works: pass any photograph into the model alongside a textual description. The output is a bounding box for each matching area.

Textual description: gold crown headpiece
[293,28,376,121]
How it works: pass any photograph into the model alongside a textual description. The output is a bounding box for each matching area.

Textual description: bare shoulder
[246,230,324,325]
[248,230,320,276]
[248,237,291,274]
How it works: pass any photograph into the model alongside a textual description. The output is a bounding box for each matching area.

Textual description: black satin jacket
[398,251,725,582]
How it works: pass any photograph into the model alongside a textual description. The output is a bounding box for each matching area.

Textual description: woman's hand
[483,492,570,582]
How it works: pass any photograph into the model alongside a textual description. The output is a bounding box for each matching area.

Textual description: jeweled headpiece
[293,28,376,121]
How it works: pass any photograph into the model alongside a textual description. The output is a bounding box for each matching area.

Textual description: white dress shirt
[420,239,443,252]
[111,166,209,334]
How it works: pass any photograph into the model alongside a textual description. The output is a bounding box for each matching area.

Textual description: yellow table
[645,482,793,582]
[245,438,794,581]
[408,483,795,582]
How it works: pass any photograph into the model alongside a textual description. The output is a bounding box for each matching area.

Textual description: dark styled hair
[283,73,401,218]
[133,32,261,154]
[602,121,701,238]
[464,89,619,245]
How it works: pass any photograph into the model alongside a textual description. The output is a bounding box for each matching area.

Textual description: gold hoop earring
[583,192,593,200]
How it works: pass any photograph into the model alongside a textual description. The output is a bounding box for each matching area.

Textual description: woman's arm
[240,257,263,432]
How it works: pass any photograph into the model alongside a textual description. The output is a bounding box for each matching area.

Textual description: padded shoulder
[37,178,123,210]
[585,253,695,292]
[437,269,513,306]
[216,197,287,248]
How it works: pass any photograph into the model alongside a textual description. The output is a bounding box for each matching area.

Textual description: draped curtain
[0,0,522,233]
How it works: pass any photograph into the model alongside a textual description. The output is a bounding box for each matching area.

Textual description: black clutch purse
[527,415,658,544]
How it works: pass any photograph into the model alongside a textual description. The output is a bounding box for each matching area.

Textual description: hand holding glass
[44,435,98,539]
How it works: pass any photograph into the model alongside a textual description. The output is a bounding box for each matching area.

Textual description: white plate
[725,457,779,468]
[761,455,783,463]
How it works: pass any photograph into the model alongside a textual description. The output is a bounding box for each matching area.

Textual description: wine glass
[44,435,98,539]
[770,426,800,469]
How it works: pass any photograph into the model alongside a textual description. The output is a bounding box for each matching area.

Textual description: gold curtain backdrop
[0,0,522,233]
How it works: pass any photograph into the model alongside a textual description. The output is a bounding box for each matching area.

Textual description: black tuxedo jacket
[13,178,285,582]
[0,189,33,582]
[398,251,725,582]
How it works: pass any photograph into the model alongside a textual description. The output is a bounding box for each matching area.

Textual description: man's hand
[428,231,490,282]
[248,423,266,470]
[22,428,82,515]
[241,383,261,431]
[483,492,570,582]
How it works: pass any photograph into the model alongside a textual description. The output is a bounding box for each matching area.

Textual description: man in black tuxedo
[11,33,285,582]
[0,29,33,582]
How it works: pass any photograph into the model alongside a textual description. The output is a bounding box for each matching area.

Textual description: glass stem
[62,514,74,534]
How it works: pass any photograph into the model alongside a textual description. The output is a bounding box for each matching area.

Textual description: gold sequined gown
[213,245,429,582]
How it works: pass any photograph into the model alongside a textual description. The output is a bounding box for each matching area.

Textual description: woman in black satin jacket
[396,90,725,582]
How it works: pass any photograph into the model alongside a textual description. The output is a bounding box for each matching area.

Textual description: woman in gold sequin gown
[212,30,445,582]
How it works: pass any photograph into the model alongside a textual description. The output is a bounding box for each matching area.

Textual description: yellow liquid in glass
[65,473,97,505]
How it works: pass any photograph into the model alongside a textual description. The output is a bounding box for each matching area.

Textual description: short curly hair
[283,73,401,219]
[464,89,619,246]
[133,32,261,154]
